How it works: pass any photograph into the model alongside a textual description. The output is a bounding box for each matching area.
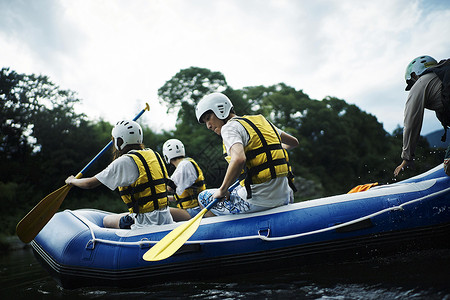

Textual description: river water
[1,246,450,299]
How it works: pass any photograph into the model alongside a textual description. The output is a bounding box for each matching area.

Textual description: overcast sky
[1,0,450,135]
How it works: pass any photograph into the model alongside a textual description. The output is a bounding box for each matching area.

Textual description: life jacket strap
[124,151,169,213]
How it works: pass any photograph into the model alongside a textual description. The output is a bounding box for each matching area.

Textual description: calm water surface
[1,246,450,299]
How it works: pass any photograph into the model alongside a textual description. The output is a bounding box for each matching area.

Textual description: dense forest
[0,66,445,237]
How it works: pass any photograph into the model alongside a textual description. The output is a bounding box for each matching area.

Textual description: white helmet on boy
[195,92,233,123]
[162,139,185,164]
[111,120,143,151]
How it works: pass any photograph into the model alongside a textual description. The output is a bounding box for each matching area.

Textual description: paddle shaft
[78,103,150,176]
[204,197,220,210]
[198,180,241,213]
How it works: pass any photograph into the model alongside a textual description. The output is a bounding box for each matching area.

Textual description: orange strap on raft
[347,182,378,194]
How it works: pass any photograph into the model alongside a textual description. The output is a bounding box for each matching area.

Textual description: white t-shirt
[170,159,198,195]
[221,119,291,208]
[95,153,173,227]
[95,155,139,190]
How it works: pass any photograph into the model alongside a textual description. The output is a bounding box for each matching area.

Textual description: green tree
[229,83,402,196]
[389,127,443,180]
[291,96,391,194]
[1,68,89,185]
[0,68,118,234]
[1,68,40,166]
[158,67,233,186]
[158,67,229,135]
[158,67,443,197]
[1,66,442,237]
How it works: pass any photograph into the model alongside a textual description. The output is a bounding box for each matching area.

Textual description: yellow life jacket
[174,158,206,209]
[223,115,296,198]
[222,143,247,183]
[118,149,169,214]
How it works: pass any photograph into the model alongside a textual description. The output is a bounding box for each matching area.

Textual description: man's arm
[66,176,102,189]
[280,132,299,150]
[394,76,429,176]
[213,143,246,199]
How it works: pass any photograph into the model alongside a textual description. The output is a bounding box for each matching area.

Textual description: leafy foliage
[0,68,119,234]
[0,66,444,236]
[157,69,442,196]
[159,67,228,136]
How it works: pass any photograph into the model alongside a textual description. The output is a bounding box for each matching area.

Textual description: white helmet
[111,120,143,151]
[162,139,185,164]
[405,55,437,91]
[195,92,233,123]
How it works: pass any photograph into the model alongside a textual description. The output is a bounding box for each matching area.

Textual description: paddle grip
[204,180,241,211]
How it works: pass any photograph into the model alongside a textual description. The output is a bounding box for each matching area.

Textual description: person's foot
[444,158,450,176]
[444,146,450,176]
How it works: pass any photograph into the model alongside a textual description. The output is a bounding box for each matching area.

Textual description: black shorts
[119,214,135,229]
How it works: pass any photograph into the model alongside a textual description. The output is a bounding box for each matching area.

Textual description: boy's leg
[444,145,450,176]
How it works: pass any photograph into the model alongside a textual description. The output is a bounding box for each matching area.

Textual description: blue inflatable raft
[32,164,450,289]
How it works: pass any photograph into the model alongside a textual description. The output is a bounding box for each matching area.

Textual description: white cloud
[1,0,449,135]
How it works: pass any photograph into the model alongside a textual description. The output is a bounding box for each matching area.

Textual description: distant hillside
[425,129,450,148]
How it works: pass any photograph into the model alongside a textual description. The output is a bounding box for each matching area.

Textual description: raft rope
[69,185,450,249]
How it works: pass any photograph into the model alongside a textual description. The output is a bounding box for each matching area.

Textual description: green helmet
[405,55,437,91]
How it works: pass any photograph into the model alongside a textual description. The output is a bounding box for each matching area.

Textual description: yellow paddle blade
[143,208,208,261]
[16,184,72,243]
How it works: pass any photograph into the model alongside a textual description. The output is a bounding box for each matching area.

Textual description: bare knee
[204,211,216,218]
[103,213,127,228]
[170,207,191,222]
